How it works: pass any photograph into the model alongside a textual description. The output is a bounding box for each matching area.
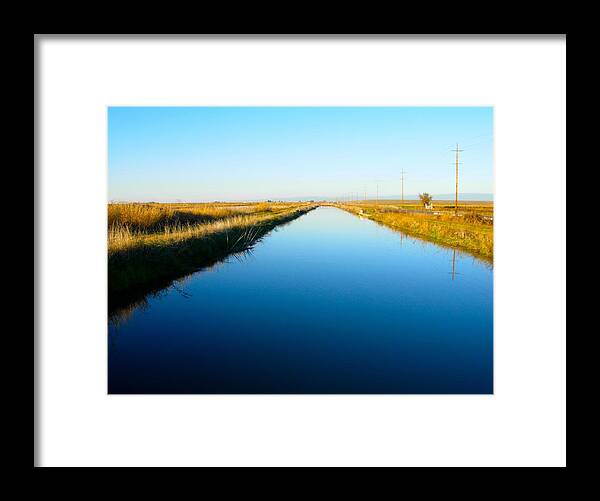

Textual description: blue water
[108,207,493,394]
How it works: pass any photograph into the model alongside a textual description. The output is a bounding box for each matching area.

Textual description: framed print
[35,34,566,467]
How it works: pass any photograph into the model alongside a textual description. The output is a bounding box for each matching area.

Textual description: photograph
[107,106,494,394]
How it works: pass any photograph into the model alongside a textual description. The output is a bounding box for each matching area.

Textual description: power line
[456,132,492,146]
[461,137,492,149]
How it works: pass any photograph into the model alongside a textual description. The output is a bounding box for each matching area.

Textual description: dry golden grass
[108,202,315,296]
[107,202,308,254]
[107,202,287,234]
[349,199,494,216]
[109,212,286,255]
[339,202,493,260]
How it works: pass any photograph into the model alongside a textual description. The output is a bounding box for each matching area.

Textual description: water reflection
[451,249,457,280]
[392,228,490,282]
[108,207,493,394]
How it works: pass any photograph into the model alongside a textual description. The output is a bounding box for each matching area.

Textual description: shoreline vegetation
[335,201,493,262]
[108,200,492,316]
[108,202,316,309]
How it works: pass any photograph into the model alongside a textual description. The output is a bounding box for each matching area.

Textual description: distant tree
[418,193,433,206]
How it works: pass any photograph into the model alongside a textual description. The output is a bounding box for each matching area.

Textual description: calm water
[109,207,493,394]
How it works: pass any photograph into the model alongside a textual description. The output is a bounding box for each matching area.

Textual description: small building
[424,202,434,210]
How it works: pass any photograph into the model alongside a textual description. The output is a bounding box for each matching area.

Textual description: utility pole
[400,169,406,203]
[372,179,383,207]
[452,143,463,215]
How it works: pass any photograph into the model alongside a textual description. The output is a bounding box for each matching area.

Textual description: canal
[109,206,493,394]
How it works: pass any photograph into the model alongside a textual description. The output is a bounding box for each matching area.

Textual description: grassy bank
[108,202,315,305]
[108,201,291,233]
[346,199,494,217]
[338,202,493,261]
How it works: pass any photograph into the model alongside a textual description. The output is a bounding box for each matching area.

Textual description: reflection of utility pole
[452,144,463,215]
[451,249,457,280]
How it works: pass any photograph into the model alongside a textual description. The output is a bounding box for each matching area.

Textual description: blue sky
[108,107,493,202]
